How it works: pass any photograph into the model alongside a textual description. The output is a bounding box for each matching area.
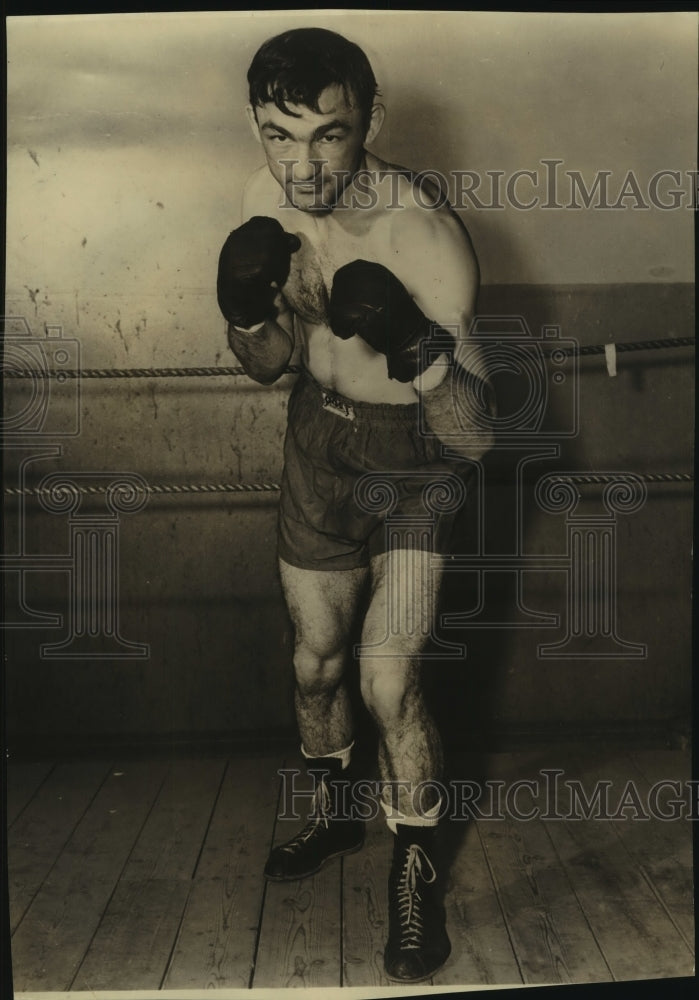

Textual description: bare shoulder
[386,198,478,291]
[370,168,479,322]
[363,152,474,254]
[390,191,476,262]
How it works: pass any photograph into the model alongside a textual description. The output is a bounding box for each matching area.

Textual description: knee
[293,641,345,695]
[360,663,417,725]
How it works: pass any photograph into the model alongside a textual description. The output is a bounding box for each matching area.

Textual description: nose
[292,148,320,183]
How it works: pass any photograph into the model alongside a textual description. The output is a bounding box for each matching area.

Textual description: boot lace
[396,844,437,950]
[280,778,333,853]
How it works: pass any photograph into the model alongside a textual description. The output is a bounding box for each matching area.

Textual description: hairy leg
[279,557,368,756]
[359,548,445,817]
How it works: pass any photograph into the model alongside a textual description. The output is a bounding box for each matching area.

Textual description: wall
[3,12,696,753]
[6,10,696,299]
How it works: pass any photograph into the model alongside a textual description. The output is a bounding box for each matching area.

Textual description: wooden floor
[5,744,695,992]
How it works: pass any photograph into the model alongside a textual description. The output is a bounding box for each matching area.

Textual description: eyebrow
[260,119,352,140]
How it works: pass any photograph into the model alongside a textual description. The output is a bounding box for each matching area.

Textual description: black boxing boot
[384,824,451,982]
[264,755,365,881]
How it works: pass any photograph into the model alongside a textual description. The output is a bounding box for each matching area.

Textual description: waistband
[299,366,420,423]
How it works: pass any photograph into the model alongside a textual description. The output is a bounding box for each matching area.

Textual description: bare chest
[282,220,387,326]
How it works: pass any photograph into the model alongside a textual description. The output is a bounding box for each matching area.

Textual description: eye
[268,134,289,143]
[320,134,343,144]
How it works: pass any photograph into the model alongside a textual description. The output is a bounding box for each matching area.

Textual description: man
[216,27,494,983]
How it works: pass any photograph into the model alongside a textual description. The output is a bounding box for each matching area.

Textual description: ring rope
[3,481,281,498]
[1,364,302,380]
[2,337,694,379]
[542,336,695,358]
[3,472,692,498]
[551,472,693,484]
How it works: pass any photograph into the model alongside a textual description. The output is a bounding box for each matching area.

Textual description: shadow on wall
[420,281,694,752]
[373,86,541,285]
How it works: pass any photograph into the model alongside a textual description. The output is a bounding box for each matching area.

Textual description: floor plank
[252,753,342,988]
[7,759,112,932]
[164,877,256,991]
[5,746,693,993]
[163,755,281,990]
[572,748,694,949]
[121,758,226,881]
[9,760,169,992]
[71,879,190,991]
[342,815,393,988]
[541,754,694,982]
[435,819,523,987]
[477,753,612,985]
[629,748,692,787]
[5,760,55,826]
[253,867,342,988]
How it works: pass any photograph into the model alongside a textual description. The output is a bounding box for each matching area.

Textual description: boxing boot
[264,755,365,881]
[384,823,451,982]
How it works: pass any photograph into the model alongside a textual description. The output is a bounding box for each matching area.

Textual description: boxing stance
[216,28,494,984]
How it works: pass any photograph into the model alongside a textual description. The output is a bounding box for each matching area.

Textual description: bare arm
[226,296,294,386]
[389,207,496,459]
[416,360,496,461]
[224,176,297,385]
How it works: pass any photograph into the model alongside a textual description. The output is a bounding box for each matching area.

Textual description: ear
[245,104,262,144]
[364,103,386,145]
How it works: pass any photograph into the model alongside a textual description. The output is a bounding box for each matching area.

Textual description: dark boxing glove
[329,259,452,382]
[217,216,301,329]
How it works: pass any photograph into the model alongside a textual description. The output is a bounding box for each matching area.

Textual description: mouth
[289,180,325,193]
[287,184,334,211]
[280,175,339,212]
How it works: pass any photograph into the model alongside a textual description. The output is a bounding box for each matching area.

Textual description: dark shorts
[278,370,473,571]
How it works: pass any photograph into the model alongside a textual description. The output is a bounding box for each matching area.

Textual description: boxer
[217,27,495,983]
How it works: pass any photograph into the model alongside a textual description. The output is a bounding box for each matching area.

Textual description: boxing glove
[328,259,452,382]
[217,216,301,329]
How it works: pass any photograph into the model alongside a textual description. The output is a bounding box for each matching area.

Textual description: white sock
[301,741,354,770]
[381,796,442,835]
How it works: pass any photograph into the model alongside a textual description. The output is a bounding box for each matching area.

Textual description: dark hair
[248,28,379,130]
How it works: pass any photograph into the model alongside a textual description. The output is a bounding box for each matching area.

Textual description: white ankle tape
[381,796,442,835]
[301,741,354,770]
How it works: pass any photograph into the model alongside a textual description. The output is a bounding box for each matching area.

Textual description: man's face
[250,84,371,212]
